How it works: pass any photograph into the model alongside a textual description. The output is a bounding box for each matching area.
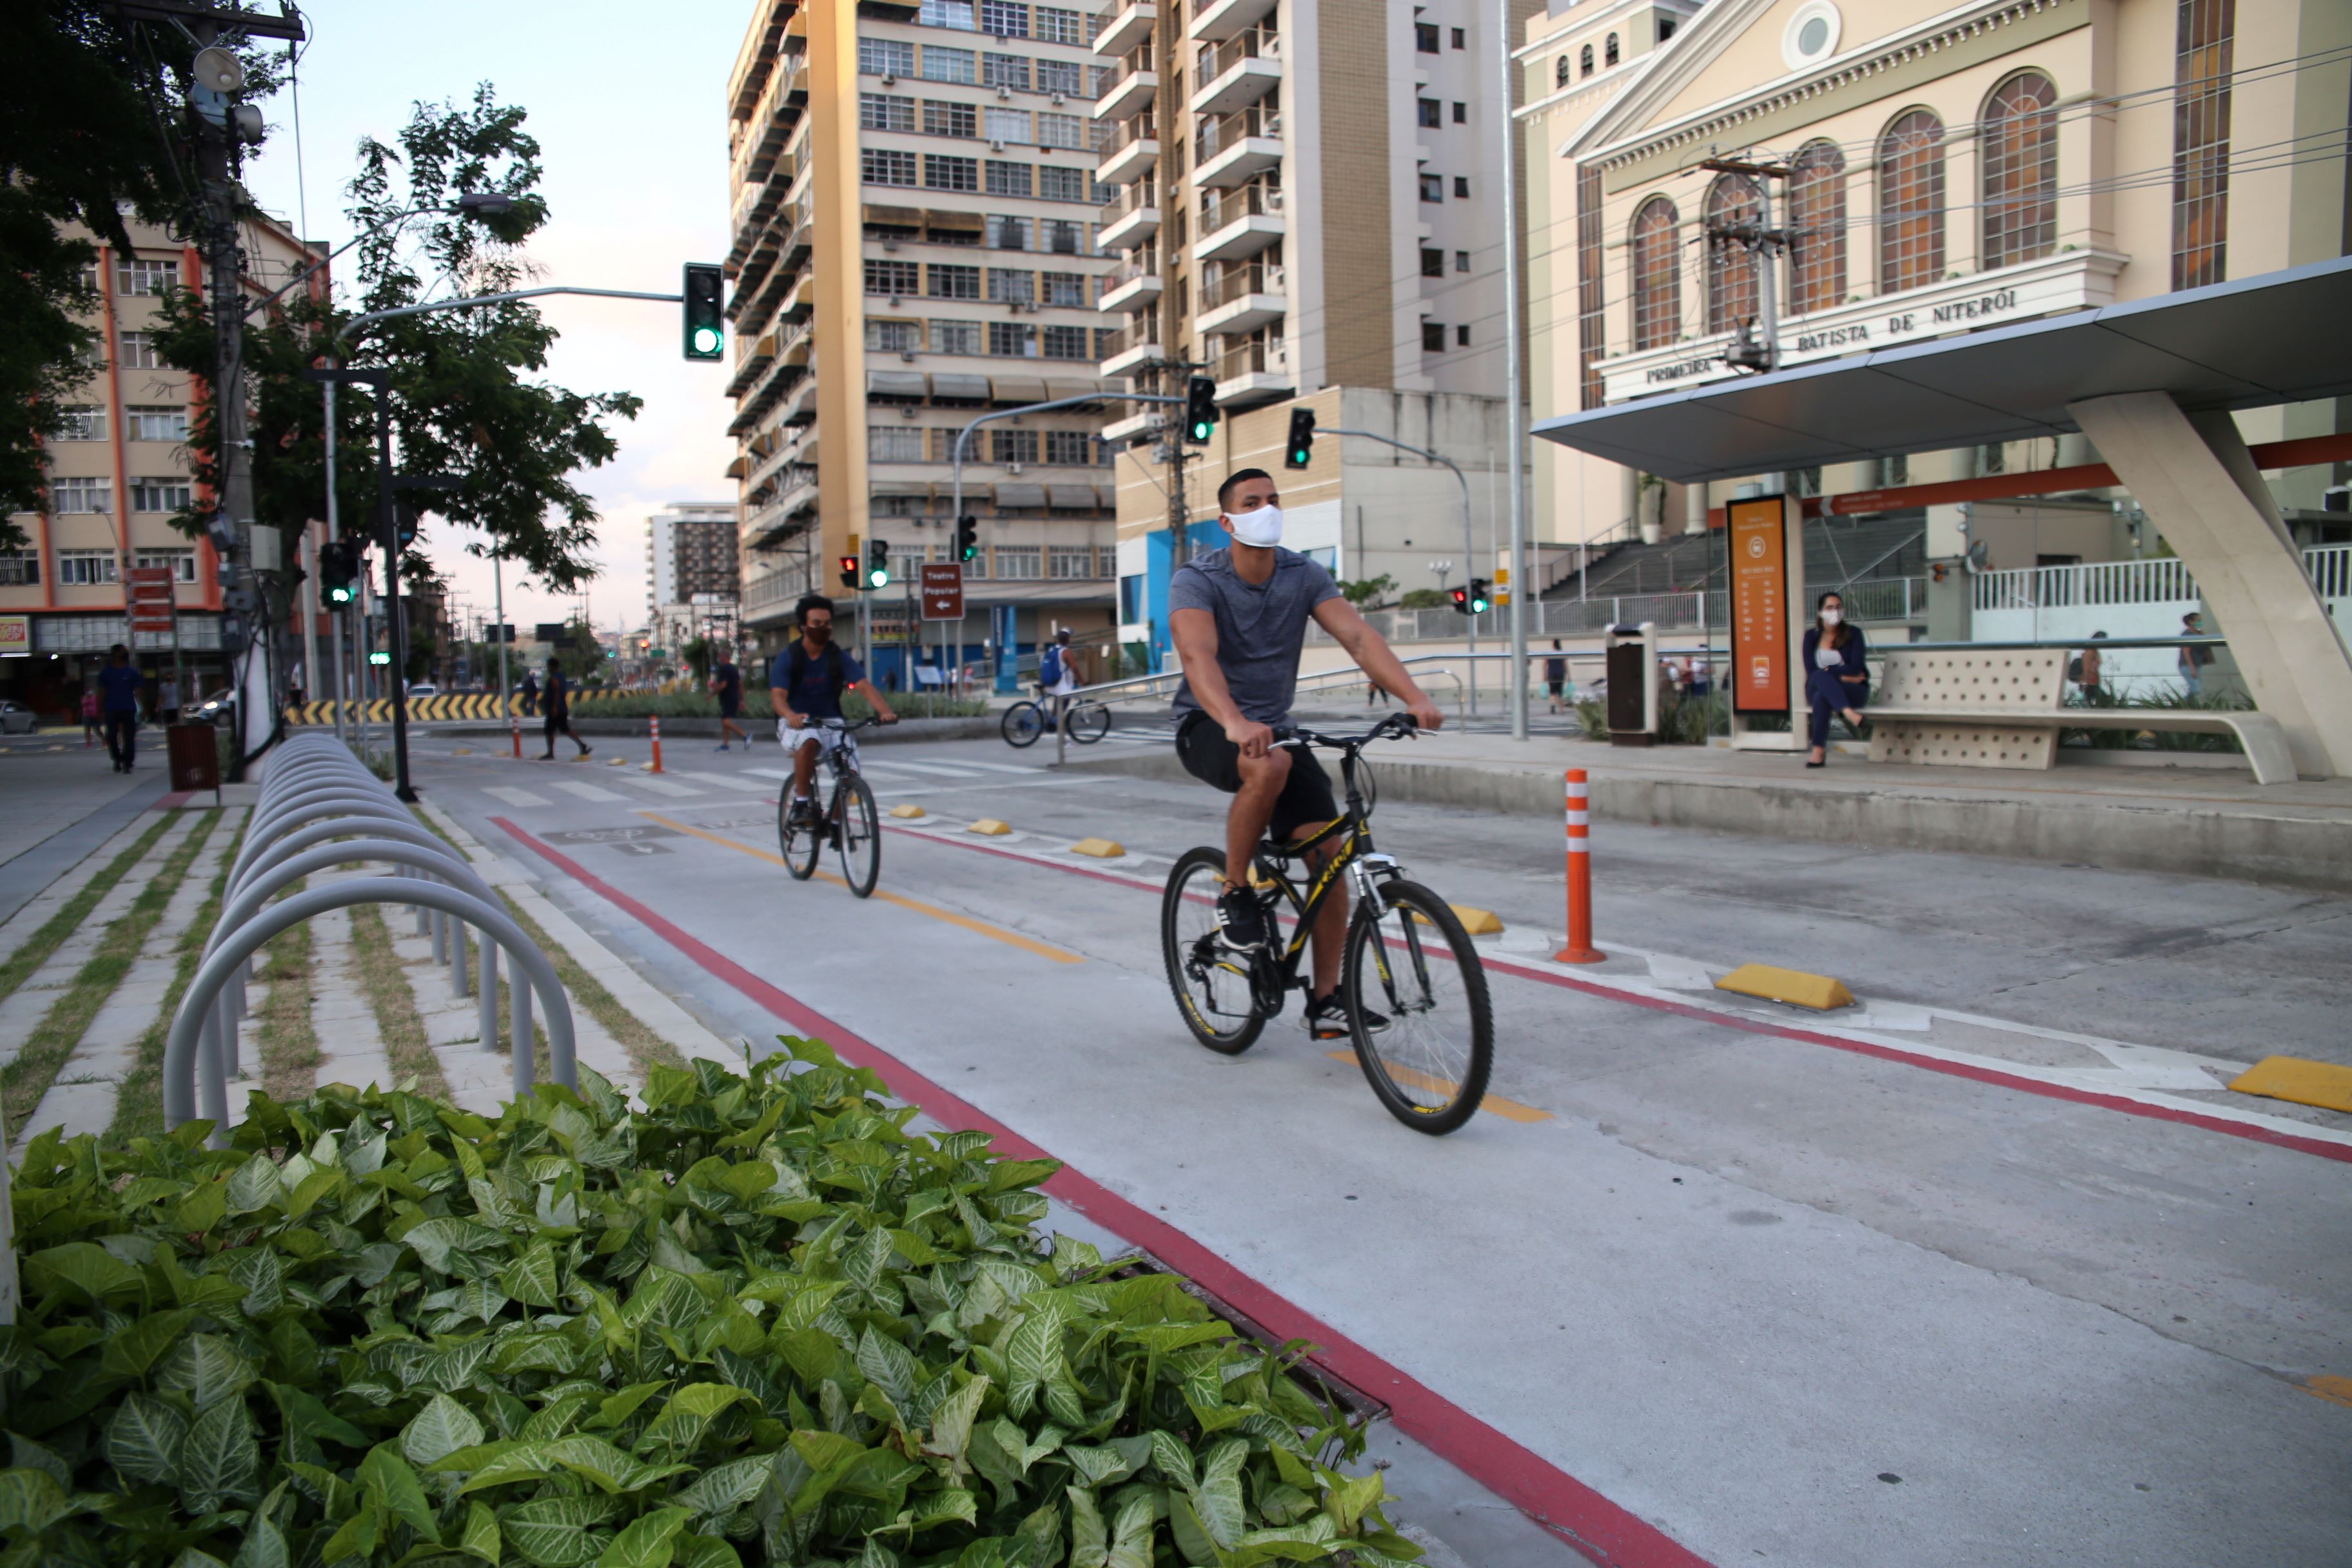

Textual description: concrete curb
[1061,748,2352,892]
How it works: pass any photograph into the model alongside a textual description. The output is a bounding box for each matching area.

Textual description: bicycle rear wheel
[1343,879,1492,1134]
[1067,701,1112,743]
[777,789,819,881]
[1161,847,1265,1055]
[836,774,881,897]
[1002,703,1044,748]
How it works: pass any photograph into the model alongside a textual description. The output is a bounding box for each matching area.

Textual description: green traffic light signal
[866,540,890,589]
[681,262,724,362]
[1184,376,1217,445]
[369,651,391,665]
[1284,406,1315,469]
[1467,578,1491,614]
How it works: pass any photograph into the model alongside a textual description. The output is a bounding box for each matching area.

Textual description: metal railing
[1202,260,1279,308]
[1215,335,1283,380]
[162,730,576,1142]
[1199,181,1279,233]
[1971,546,2350,611]
[1193,103,1280,164]
[1096,181,1159,230]
[1195,24,1277,81]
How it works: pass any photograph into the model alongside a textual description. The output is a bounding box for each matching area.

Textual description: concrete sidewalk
[1070,728,2352,890]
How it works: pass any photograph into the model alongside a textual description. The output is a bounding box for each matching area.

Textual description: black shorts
[720,698,741,719]
[1174,711,1338,843]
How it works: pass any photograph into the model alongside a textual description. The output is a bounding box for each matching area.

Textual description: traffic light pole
[1323,427,1480,717]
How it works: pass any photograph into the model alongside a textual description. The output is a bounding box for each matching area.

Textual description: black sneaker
[788,796,821,827]
[1215,885,1268,951]
[1306,991,1387,1040]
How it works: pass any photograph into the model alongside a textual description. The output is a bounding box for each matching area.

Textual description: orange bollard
[649,716,665,774]
[1553,769,1603,964]
[509,697,522,760]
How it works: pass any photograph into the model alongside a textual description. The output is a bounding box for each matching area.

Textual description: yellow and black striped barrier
[283,690,649,725]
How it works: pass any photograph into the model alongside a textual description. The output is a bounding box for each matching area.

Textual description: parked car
[191,688,235,720]
[406,682,439,698]
[0,700,37,734]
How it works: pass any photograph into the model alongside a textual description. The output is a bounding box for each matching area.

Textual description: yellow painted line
[1715,963,1856,1011]
[2306,1375,2352,1409]
[1324,1050,1552,1122]
[638,812,1082,965]
[2228,1055,2352,1114]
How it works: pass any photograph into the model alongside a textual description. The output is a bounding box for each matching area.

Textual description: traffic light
[394,500,420,549]
[682,262,724,360]
[1283,406,1315,469]
[1467,578,1491,614]
[1184,375,1217,444]
[838,554,860,590]
[318,539,357,605]
[1449,585,1469,613]
[865,540,890,589]
[956,515,979,564]
[368,650,391,666]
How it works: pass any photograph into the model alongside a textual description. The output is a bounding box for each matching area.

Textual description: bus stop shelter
[1531,255,2352,780]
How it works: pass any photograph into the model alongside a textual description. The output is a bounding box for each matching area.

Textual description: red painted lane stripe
[492,817,1712,1568]
[883,821,2352,1167]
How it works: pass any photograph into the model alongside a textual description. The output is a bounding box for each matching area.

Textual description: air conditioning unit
[899,404,919,419]
[888,295,903,308]
[1051,91,1067,105]
[1006,462,1024,475]
[996,84,1012,100]
[990,139,1007,152]
[881,74,897,86]
[882,237,900,250]
[1267,189,1284,210]
[899,349,917,362]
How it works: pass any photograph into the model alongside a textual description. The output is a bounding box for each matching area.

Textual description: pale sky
[242,0,748,645]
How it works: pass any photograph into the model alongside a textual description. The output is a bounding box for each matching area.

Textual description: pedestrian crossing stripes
[484,787,549,807]
[551,781,626,803]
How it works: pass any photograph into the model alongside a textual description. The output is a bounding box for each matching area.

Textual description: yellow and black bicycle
[1159,714,1493,1134]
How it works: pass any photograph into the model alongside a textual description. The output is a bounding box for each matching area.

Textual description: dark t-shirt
[543,670,569,718]
[1168,547,1342,728]
[714,662,742,712]
[98,665,142,714]
[769,642,867,721]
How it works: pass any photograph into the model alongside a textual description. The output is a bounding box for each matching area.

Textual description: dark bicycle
[776,716,884,897]
[1158,714,1493,1134]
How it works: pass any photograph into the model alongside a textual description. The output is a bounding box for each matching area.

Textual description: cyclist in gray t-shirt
[1168,467,1444,1039]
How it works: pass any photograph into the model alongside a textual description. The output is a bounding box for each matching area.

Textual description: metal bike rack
[163,732,576,1141]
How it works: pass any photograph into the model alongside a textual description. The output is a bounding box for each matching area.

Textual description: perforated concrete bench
[1863,649,2298,785]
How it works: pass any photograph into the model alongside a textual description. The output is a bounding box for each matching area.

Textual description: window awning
[1044,378,1109,404]
[869,480,932,498]
[926,208,985,231]
[990,375,1050,405]
[1531,256,2352,485]
[1048,485,1107,509]
[994,482,1048,509]
[865,369,928,399]
[862,204,924,228]
[931,373,992,401]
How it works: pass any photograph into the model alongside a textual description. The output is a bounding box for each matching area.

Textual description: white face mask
[1227,502,1284,548]
[1819,608,1843,626]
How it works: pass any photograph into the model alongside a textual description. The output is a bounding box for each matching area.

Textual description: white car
[0,700,36,735]
[406,683,439,698]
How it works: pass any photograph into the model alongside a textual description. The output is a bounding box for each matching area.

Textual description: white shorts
[781,720,854,758]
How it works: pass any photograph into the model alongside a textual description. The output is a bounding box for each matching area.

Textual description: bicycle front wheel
[835,774,881,897]
[1067,701,1112,743]
[1344,879,1492,1134]
[1002,702,1045,748]
[778,789,820,881]
[1161,847,1264,1055]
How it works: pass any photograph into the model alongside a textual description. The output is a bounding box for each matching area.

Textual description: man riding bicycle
[1170,468,1444,1039]
[772,594,897,825]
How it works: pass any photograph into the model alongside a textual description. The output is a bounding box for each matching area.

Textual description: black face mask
[803,622,833,645]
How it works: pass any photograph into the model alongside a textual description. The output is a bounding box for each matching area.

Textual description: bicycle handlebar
[1271,713,1420,752]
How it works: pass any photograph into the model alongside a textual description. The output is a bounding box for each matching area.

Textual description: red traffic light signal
[839,555,859,589]
[1449,585,1469,613]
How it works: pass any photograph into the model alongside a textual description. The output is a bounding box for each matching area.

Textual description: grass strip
[493,889,685,1079]
[106,816,244,1143]
[346,901,452,1099]
[0,815,174,1006]
[2,813,216,1136]
[254,892,319,1101]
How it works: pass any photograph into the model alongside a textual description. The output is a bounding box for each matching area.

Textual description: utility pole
[1497,0,1531,741]
[1700,155,1791,376]
[1152,6,1194,576]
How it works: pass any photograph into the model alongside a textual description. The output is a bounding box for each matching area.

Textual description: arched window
[1981,72,2057,268]
[1878,109,1945,293]
[1787,139,1847,314]
[1704,174,1761,333]
[1630,197,1680,351]
[1580,43,1594,77]
[1605,32,1620,67]
[1556,54,1571,88]
[2171,0,2235,289]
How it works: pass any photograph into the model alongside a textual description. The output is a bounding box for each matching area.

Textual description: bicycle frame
[1247,740,1398,990]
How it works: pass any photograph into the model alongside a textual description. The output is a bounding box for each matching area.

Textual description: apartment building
[1088,0,1534,669]
[723,0,1126,685]
[0,210,324,719]
[645,500,741,656]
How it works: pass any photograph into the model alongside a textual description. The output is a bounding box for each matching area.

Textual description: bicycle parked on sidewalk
[1159,714,1493,1133]
[777,716,884,897]
[1002,691,1112,747]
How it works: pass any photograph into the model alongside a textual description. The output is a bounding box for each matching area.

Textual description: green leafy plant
[1,1042,1416,1568]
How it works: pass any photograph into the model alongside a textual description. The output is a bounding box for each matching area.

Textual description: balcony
[1197,260,1285,335]
[1093,54,1159,121]
[1095,0,1157,57]
[1190,28,1280,115]
[1193,103,1282,187]
[724,330,777,399]
[1097,181,1161,251]
[1101,249,1164,313]
[1212,335,1290,407]
[1097,118,1162,186]
[1099,322,1164,377]
[1194,182,1284,262]
[1186,0,1276,42]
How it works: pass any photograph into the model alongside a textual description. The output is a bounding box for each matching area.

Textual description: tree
[0,3,280,542]
[1338,573,1395,608]
[680,636,713,687]
[1398,587,1448,609]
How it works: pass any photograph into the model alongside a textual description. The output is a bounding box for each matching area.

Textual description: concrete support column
[1685,480,1708,535]
[2070,391,2352,778]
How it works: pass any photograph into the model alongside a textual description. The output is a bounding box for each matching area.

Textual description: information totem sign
[1727,493,1805,749]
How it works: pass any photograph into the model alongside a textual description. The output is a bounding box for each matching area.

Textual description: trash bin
[1605,622,1661,747]
[167,721,220,794]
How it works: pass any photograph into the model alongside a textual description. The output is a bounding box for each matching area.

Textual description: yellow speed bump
[887,804,926,819]
[2228,1055,2352,1114]
[1070,838,1126,859]
[1715,963,1855,1011]
[1415,905,1504,935]
[606,756,628,767]
[968,819,1014,837]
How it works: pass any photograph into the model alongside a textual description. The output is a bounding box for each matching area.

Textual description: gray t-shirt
[1168,546,1342,727]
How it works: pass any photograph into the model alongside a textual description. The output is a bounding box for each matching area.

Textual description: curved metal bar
[228,793,418,888]
[258,752,380,800]
[228,816,475,911]
[209,839,491,964]
[163,876,574,1133]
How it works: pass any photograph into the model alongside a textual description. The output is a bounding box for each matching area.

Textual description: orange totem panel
[1729,496,1789,714]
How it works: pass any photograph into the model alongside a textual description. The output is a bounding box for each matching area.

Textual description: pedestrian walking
[79,686,99,748]
[2177,612,2214,696]
[1803,592,1869,768]
[537,658,591,761]
[97,643,141,773]
[1544,640,1570,714]
[518,669,540,718]
[1689,654,1712,700]
[2070,632,2110,703]
[710,647,747,750]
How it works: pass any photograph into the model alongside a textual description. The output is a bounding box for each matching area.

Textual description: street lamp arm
[949,391,1183,521]
[335,285,685,345]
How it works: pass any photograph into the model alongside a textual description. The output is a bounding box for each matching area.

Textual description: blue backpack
[1039,645,1064,686]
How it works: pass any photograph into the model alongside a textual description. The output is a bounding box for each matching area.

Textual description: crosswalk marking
[606,773,701,797]
[742,767,798,781]
[552,781,626,802]
[865,759,989,779]
[948,759,1043,774]
[669,770,769,792]
[484,786,549,807]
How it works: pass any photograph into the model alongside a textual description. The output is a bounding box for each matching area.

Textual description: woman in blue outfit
[1803,591,1867,767]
